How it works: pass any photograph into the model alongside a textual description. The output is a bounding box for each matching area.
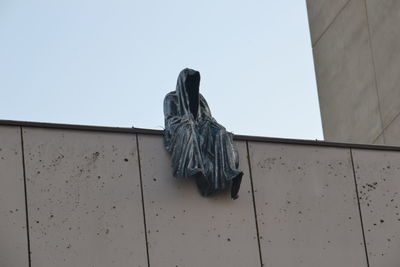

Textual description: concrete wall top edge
[2,119,400,152]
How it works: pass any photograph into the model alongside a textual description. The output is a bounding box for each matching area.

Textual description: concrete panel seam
[312,0,352,47]
[372,131,384,144]
[19,127,32,267]
[350,148,370,267]
[363,0,386,143]
[246,141,264,267]
[381,109,400,135]
[135,134,151,267]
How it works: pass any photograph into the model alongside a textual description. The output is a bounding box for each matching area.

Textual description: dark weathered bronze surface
[163,68,243,199]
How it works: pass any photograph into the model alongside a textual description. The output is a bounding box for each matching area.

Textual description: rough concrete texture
[3,125,400,266]
[308,0,400,145]
[138,134,260,267]
[306,0,350,45]
[312,0,383,143]
[22,128,147,267]
[0,126,29,267]
[249,142,367,267]
[352,149,400,267]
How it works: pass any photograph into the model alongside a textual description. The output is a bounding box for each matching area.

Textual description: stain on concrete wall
[2,126,400,266]
[138,135,260,267]
[352,149,400,267]
[249,142,367,267]
[0,126,29,267]
[22,128,147,267]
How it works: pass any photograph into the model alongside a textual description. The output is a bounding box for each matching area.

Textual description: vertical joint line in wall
[363,0,386,142]
[312,0,352,47]
[350,148,370,267]
[246,141,264,267]
[136,134,150,267]
[20,127,32,267]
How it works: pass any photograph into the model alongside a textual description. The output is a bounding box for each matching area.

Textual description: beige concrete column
[0,126,29,267]
[22,128,147,267]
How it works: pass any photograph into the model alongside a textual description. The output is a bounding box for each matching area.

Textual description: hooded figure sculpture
[164,68,243,199]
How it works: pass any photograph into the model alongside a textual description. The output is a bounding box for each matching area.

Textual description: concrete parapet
[1,121,399,266]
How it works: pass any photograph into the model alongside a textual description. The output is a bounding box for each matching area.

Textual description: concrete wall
[307,0,400,145]
[1,124,400,266]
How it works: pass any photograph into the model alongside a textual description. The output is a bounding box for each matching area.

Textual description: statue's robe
[163,68,243,199]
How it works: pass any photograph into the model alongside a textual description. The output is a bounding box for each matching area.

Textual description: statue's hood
[175,68,201,117]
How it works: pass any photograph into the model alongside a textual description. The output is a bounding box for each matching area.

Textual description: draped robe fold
[163,68,243,198]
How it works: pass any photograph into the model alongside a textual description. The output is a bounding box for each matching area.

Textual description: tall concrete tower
[307,0,400,145]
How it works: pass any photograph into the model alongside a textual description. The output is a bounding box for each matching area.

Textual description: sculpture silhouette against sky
[163,68,243,199]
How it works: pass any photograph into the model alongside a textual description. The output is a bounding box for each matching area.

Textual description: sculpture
[163,68,243,199]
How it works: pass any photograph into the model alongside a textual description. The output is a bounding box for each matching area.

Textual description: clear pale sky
[0,0,323,140]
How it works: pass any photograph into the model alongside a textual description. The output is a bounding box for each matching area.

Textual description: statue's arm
[199,95,223,124]
[163,93,182,128]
